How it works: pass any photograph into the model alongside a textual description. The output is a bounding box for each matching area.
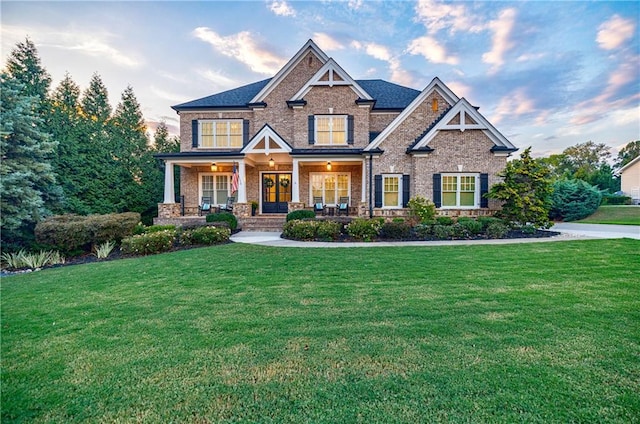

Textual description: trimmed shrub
[135,224,176,235]
[35,212,140,254]
[601,194,632,205]
[282,220,318,241]
[120,230,176,255]
[315,221,342,241]
[457,218,483,235]
[380,221,412,239]
[414,224,433,239]
[432,224,455,239]
[436,216,454,226]
[407,196,436,223]
[181,227,230,245]
[486,221,509,239]
[550,179,602,222]
[286,209,316,222]
[477,216,503,231]
[206,212,237,231]
[346,218,383,241]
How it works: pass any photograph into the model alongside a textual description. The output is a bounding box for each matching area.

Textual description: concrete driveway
[551,223,640,239]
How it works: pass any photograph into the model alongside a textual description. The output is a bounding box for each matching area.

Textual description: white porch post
[163,161,175,203]
[292,158,300,202]
[361,159,366,202]
[237,160,247,203]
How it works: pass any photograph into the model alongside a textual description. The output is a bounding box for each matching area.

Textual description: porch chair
[313,197,325,216]
[337,196,349,216]
[198,197,212,216]
[220,196,235,212]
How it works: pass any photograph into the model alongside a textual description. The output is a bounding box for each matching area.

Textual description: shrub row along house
[155,39,517,228]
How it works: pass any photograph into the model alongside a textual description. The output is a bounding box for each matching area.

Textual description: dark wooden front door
[262,173,291,213]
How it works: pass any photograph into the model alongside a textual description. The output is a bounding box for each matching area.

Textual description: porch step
[240,215,287,232]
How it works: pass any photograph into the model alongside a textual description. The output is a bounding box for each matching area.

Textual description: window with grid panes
[199,120,242,148]
[441,174,478,207]
[315,116,346,145]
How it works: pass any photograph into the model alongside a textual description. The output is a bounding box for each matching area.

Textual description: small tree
[487,147,553,229]
[549,179,602,222]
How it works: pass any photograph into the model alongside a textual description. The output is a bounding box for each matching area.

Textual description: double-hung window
[310,173,350,205]
[315,115,347,145]
[441,173,478,208]
[383,174,402,208]
[201,174,231,206]
[199,120,243,148]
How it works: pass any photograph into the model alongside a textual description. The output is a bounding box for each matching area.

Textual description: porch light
[269,157,275,168]
[326,161,332,171]
[210,163,218,172]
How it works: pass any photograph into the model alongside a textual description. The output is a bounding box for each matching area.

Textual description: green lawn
[578,205,640,225]
[2,240,639,423]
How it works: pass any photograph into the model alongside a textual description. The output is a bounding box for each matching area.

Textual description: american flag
[231,162,239,194]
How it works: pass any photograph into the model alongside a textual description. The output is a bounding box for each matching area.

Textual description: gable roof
[408,97,517,153]
[250,39,330,104]
[364,77,460,151]
[289,58,372,101]
[241,124,292,154]
[618,154,640,174]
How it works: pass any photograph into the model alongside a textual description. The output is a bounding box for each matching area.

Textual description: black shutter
[347,115,354,145]
[374,175,382,208]
[402,175,410,207]
[192,120,198,148]
[480,173,489,208]
[308,115,315,145]
[243,119,250,146]
[433,173,442,208]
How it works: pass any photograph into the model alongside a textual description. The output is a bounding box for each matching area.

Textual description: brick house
[155,39,517,227]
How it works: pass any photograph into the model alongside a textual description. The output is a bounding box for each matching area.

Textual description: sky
[2,0,639,158]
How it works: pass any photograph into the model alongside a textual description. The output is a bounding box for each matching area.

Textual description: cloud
[196,69,238,89]
[348,0,363,10]
[491,87,536,124]
[350,40,416,86]
[516,52,546,62]
[446,81,472,99]
[313,32,345,51]
[150,86,189,103]
[414,0,484,34]
[482,8,517,73]
[192,28,286,75]
[268,0,296,17]
[62,39,141,68]
[407,36,459,65]
[597,14,635,50]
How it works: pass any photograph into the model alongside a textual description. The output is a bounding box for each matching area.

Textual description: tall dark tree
[0,72,60,249]
[50,73,87,213]
[615,140,640,170]
[110,86,161,221]
[77,73,117,214]
[152,121,180,153]
[4,38,51,108]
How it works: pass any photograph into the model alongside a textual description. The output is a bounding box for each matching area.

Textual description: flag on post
[231,162,239,194]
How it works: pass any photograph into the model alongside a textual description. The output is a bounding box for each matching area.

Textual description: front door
[262,173,291,213]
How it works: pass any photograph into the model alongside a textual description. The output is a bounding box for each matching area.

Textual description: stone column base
[288,202,305,213]
[233,203,251,218]
[158,203,181,219]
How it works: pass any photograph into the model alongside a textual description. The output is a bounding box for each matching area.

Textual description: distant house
[618,155,640,204]
[155,39,517,227]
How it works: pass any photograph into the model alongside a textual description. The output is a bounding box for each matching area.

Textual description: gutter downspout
[368,153,373,218]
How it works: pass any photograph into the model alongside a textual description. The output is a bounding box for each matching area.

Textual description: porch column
[163,161,175,203]
[237,160,247,203]
[292,158,300,202]
[361,159,366,202]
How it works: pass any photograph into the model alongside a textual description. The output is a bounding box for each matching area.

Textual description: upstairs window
[315,115,347,145]
[199,120,243,148]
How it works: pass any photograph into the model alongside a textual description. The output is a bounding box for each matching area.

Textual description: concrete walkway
[230,223,639,247]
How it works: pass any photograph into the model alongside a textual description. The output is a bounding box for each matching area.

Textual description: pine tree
[487,147,553,229]
[110,86,162,221]
[0,72,59,249]
[152,121,180,153]
[4,38,51,108]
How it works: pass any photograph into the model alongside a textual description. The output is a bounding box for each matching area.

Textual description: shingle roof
[172,78,421,111]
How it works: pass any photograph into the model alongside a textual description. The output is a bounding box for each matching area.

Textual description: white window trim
[198,119,243,149]
[315,115,347,146]
[199,173,232,206]
[382,174,403,209]
[309,172,351,206]
[440,172,480,209]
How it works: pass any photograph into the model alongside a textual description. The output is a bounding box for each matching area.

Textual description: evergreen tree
[78,73,116,214]
[50,73,88,213]
[110,86,162,221]
[152,121,180,153]
[615,140,640,170]
[4,38,51,108]
[0,72,59,249]
[487,147,553,229]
